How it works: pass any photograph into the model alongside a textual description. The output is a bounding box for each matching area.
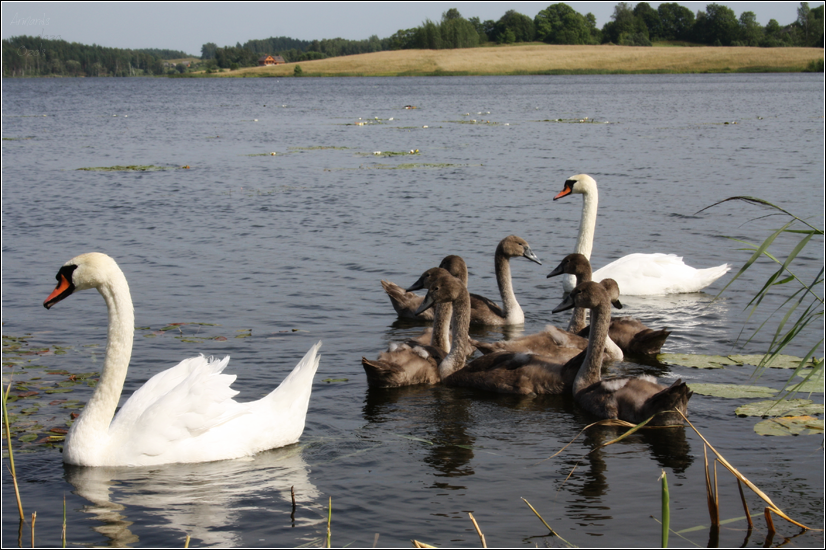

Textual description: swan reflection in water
[64,446,322,548]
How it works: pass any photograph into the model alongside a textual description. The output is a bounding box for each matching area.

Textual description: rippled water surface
[2,75,824,548]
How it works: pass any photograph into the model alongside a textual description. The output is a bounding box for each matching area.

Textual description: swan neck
[573,300,610,395]
[431,302,452,353]
[68,273,134,453]
[574,186,598,260]
[567,272,588,332]
[495,250,523,324]
[440,289,470,379]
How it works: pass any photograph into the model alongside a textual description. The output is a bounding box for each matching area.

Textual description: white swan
[43,252,321,467]
[553,174,730,295]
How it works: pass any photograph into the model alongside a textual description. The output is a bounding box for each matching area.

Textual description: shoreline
[198,44,824,78]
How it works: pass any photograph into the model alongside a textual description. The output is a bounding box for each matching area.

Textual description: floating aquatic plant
[753,416,823,436]
[689,383,777,399]
[76,165,184,172]
[658,353,738,369]
[538,118,611,124]
[735,398,823,417]
[288,146,349,151]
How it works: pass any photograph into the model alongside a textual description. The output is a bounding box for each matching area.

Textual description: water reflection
[64,446,321,547]
[362,385,476,483]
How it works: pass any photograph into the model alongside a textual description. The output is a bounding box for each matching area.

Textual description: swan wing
[109,355,249,459]
[593,253,729,295]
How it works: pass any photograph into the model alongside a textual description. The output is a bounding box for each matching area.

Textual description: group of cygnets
[42,174,725,467]
[363,174,733,427]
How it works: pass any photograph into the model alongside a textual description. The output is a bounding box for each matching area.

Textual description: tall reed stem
[3,378,25,521]
[660,470,669,548]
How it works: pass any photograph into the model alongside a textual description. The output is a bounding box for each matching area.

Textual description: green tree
[602,2,649,44]
[738,11,764,46]
[657,2,695,41]
[439,10,480,48]
[634,2,662,40]
[693,3,740,45]
[200,42,217,60]
[494,10,535,43]
[467,16,489,43]
[293,64,303,76]
[535,3,596,44]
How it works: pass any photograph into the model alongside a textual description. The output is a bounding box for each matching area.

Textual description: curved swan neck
[573,299,610,395]
[439,288,470,379]
[495,248,524,324]
[574,184,598,260]
[69,270,134,452]
[431,302,452,353]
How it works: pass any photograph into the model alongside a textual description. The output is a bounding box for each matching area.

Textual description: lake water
[2,74,824,548]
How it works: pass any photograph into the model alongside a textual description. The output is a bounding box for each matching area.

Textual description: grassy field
[198,43,824,77]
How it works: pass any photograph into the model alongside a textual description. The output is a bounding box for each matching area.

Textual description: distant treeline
[133,48,193,59]
[201,2,824,70]
[3,2,823,77]
[2,35,168,77]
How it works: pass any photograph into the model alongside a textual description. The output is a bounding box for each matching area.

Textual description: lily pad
[727,354,822,369]
[374,163,468,170]
[288,146,348,151]
[735,399,824,417]
[76,165,181,172]
[657,353,738,369]
[689,383,777,399]
[754,416,824,436]
[785,378,825,394]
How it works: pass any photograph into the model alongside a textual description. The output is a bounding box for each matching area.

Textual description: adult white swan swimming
[43,252,321,467]
[553,174,730,295]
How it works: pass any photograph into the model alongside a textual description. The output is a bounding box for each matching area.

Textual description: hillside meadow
[199,43,824,77]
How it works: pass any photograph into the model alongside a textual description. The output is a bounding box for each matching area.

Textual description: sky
[2,2,822,57]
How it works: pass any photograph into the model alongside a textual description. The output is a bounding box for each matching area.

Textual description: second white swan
[553,174,730,295]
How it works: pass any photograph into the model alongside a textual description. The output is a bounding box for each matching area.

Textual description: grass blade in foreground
[3,378,25,521]
[660,470,670,548]
[698,196,823,394]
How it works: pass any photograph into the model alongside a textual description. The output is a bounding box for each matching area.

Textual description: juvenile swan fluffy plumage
[553,282,691,425]
[44,252,321,467]
[554,174,730,295]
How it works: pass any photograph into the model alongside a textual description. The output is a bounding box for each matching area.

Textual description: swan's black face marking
[553,179,576,201]
[44,265,78,309]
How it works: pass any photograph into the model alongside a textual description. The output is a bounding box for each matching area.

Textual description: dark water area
[2,74,824,547]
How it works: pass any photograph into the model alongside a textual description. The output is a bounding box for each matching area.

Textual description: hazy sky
[3,2,821,57]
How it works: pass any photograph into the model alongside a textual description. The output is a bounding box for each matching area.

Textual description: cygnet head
[552,281,609,314]
[599,278,623,309]
[407,266,452,292]
[547,253,591,279]
[44,252,120,309]
[414,271,465,315]
[553,174,597,201]
[438,255,468,285]
[498,235,542,264]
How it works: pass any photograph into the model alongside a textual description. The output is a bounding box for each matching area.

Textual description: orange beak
[44,274,72,309]
[553,186,572,200]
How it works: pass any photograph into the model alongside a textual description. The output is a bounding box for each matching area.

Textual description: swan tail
[689,263,731,292]
[265,342,321,405]
[381,280,433,321]
[362,353,439,387]
[643,379,693,426]
[626,328,671,356]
